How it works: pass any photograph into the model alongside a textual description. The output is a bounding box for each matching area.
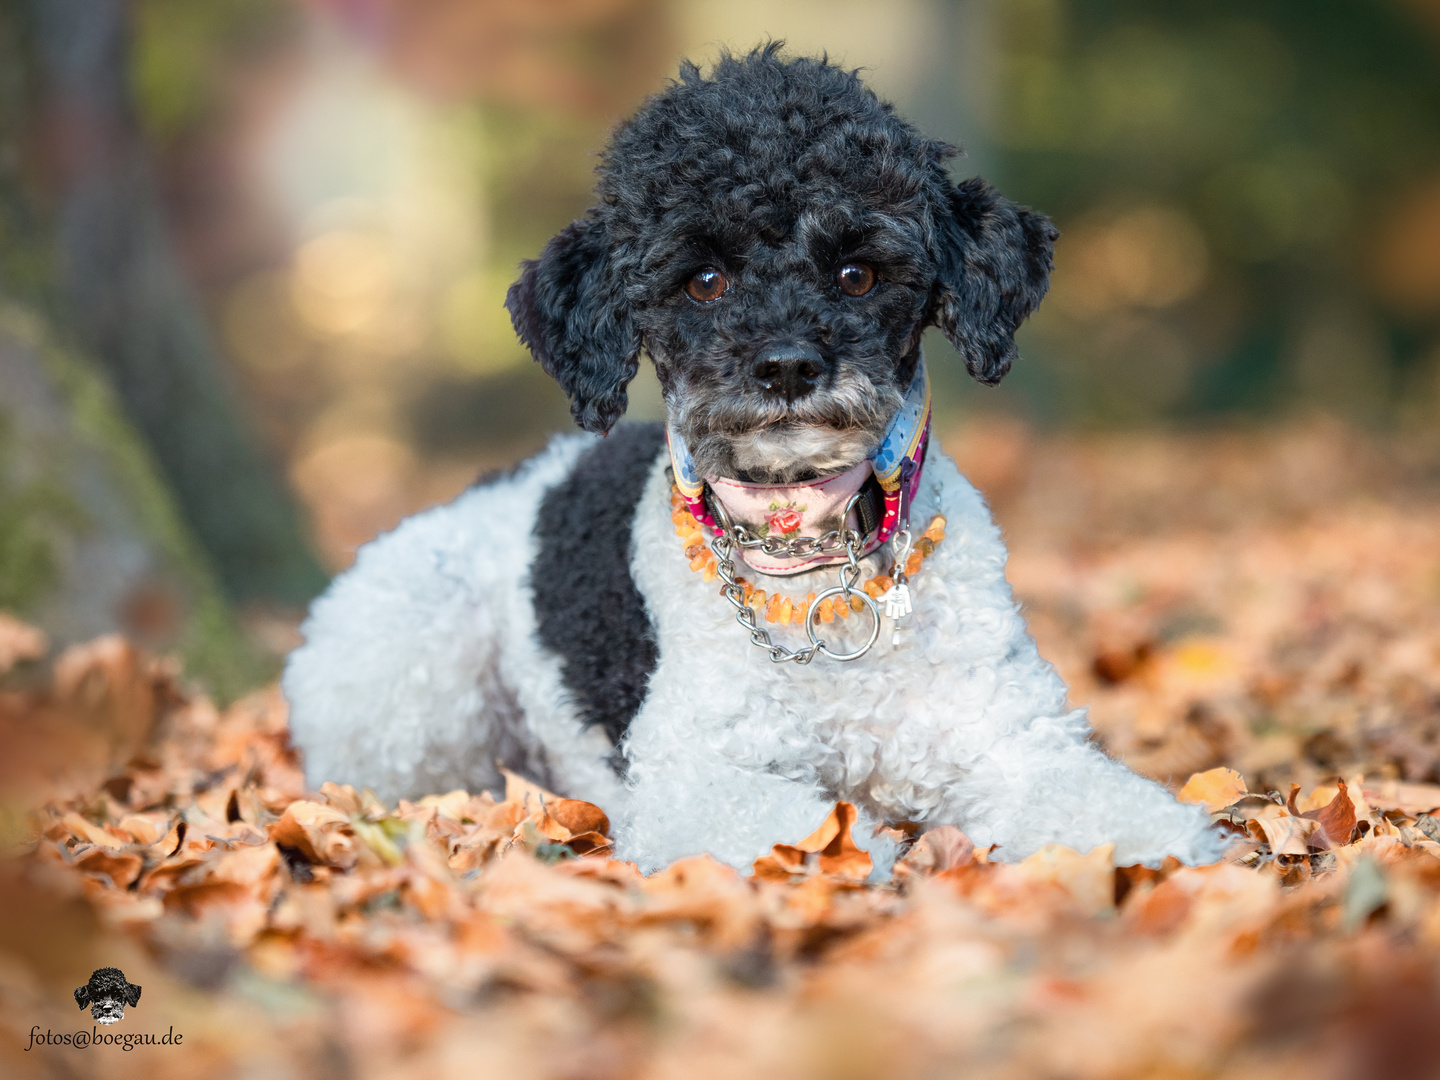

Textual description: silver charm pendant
[881,581,912,620]
[885,528,915,645]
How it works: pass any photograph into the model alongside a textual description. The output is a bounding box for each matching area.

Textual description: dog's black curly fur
[507,44,1057,482]
[532,422,665,757]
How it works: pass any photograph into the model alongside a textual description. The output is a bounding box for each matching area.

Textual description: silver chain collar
[707,492,883,664]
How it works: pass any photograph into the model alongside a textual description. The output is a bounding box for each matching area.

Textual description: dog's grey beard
[669,378,903,484]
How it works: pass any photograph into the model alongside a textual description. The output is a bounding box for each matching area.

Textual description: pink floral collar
[706,461,882,576]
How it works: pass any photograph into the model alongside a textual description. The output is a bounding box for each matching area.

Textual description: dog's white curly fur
[284,434,1224,874]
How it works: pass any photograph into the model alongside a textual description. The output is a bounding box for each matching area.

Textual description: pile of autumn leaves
[4,612,1440,1080]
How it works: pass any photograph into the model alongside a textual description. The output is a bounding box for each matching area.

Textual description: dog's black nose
[751,345,823,402]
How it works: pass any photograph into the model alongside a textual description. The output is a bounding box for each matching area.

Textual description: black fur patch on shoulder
[532,422,666,758]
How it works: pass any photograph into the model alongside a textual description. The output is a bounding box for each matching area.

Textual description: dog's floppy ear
[506,215,641,435]
[123,980,142,1007]
[74,984,91,1009]
[933,177,1058,385]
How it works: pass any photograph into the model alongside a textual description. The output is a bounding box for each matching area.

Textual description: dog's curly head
[74,966,141,1025]
[508,44,1057,482]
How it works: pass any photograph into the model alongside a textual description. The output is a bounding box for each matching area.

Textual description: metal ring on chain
[805,585,881,662]
[708,488,877,664]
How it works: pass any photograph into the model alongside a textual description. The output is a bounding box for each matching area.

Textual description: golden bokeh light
[289,430,419,568]
[290,229,396,338]
[1051,206,1209,317]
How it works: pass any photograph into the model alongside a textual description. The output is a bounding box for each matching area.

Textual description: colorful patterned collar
[667,357,931,576]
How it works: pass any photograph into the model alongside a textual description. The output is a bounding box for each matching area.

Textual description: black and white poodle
[283,46,1220,874]
[75,967,141,1025]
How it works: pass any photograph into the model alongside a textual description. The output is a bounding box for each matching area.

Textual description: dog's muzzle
[91,1000,125,1025]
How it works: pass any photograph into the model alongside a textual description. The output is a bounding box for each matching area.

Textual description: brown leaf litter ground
[5,421,1440,1080]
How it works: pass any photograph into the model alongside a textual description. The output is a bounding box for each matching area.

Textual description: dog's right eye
[838,262,876,297]
[685,268,729,303]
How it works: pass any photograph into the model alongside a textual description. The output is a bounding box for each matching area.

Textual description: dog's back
[283,431,647,812]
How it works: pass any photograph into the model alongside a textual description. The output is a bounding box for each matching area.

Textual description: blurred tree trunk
[26,0,326,605]
[0,5,271,696]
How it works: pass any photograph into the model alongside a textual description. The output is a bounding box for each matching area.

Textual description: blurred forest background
[2,0,1439,693]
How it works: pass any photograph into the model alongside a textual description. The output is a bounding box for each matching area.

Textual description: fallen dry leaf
[270,800,358,868]
[1178,766,1248,812]
[501,765,561,812]
[899,825,976,876]
[1287,779,1358,848]
[1248,810,1319,856]
[1015,842,1117,917]
[0,612,47,673]
[1363,779,1440,817]
[543,798,610,837]
[752,801,873,881]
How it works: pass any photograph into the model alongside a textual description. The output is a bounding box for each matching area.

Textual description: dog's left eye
[685,268,729,303]
[838,262,875,297]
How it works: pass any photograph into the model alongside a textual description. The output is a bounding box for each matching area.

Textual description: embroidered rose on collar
[760,501,806,538]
